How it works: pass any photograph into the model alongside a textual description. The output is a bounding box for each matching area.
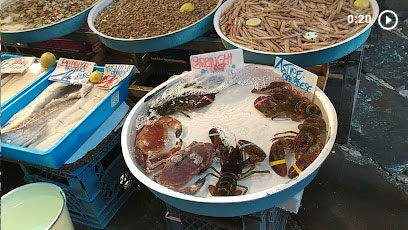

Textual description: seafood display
[1,82,108,151]
[219,0,373,53]
[1,60,45,104]
[1,0,97,31]
[94,0,219,39]
[130,68,329,197]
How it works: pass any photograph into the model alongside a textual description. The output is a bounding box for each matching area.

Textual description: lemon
[180,3,195,13]
[40,52,56,69]
[353,0,370,9]
[246,18,262,27]
[89,70,103,83]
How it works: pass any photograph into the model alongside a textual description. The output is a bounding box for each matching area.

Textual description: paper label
[190,49,244,74]
[96,64,137,90]
[49,58,95,84]
[111,91,120,108]
[274,57,318,100]
[1,57,36,74]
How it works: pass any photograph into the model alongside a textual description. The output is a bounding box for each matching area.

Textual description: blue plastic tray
[1,54,56,109]
[1,66,134,169]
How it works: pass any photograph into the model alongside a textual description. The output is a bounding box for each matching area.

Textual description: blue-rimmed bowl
[1,0,97,43]
[214,0,379,67]
[87,0,222,53]
[122,64,338,217]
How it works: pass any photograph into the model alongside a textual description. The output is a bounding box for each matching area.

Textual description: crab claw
[158,116,182,138]
[177,177,207,195]
[251,81,286,94]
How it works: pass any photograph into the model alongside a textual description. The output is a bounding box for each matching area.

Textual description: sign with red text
[274,57,317,100]
[190,49,244,74]
[49,58,95,84]
[96,64,137,90]
[1,57,36,74]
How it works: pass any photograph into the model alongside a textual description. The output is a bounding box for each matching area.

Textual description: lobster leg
[240,164,270,180]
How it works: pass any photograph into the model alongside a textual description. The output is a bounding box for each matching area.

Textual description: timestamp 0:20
[347,14,372,24]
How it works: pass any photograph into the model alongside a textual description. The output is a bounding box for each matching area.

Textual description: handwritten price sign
[190,49,244,74]
[274,57,318,100]
[96,64,137,90]
[1,57,36,74]
[49,58,95,84]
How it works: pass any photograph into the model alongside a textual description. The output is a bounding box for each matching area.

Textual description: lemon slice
[353,0,370,9]
[246,18,261,27]
[89,70,103,83]
[180,3,195,13]
[40,52,56,69]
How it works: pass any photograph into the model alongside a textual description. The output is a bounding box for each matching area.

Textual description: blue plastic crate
[2,65,135,169]
[1,54,56,109]
[20,131,138,229]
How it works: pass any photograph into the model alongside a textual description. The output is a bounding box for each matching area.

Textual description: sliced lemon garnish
[89,70,103,83]
[40,52,56,69]
[180,3,195,13]
[353,0,370,9]
[246,18,262,27]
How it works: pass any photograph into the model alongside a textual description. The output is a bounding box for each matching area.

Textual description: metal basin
[213,0,379,67]
[121,64,338,217]
[87,0,222,53]
[1,0,96,43]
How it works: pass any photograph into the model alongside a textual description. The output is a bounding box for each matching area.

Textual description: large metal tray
[87,0,222,53]
[213,0,379,67]
[1,0,96,43]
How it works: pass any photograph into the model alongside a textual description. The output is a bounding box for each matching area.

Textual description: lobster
[270,114,326,178]
[151,93,215,118]
[203,128,269,196]
[252,82,321,121]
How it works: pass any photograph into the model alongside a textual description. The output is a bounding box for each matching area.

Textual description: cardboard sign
[274,57,318,100]
[1,57,36,74]
[96,64,137,90]
[49,58,95,84]
[190,49,244,74]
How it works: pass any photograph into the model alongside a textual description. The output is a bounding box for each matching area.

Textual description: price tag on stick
[190,49,244,74]
[273,57,318,100]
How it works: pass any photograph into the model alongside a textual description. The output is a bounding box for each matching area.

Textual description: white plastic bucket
[1,182,74,230]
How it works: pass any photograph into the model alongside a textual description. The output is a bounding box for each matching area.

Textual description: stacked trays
[1,66,134,169]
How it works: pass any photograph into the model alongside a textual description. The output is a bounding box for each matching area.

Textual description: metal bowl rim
[1,0,96,34]
[213,0,379,55]
[122,63,338,204]
[87,0,223,41]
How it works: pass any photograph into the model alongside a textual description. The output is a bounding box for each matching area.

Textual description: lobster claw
[269,139,289,177]
[251,82,286,94]
[288,138,323,179]
[238,140,266,168]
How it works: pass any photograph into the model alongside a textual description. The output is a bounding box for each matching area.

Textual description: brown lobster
[203,128,269,196]
[270,114,326,178]
[151,93,215,118]
[253,82,320,121]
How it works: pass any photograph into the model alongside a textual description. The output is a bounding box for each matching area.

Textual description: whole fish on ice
[1,82,108,151]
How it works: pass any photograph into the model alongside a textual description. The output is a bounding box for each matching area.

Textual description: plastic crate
[165,204,288,230]
[20,131,138,229]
